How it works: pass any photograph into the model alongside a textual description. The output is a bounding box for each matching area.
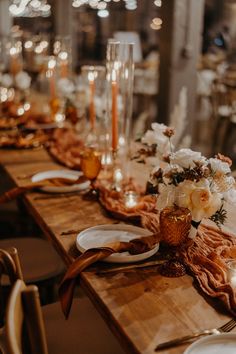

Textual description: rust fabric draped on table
[181,224,236,316]
[142,212,236,317]
[59,209,236,320]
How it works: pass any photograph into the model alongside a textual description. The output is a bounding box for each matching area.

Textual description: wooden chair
[0,171,65,302]
[211,78,233,155]
[1,249,125,354]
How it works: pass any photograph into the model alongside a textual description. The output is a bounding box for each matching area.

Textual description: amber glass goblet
[80,148,102,199]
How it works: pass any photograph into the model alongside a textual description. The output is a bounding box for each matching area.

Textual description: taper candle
[58,51,69,78]
[88,72,96,130]
[47,56,56,99]
[111,69,118,151]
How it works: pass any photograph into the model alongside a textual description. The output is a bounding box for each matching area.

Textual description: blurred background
[1,0,236,168]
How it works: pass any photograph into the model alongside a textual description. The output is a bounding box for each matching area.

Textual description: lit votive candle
[124,191,139,209]
[226,260,236,288]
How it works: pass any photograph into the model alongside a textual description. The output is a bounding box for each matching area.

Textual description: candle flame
[111,69,117,82]
[88,72,95,82]
[48,58,56,69]
[58,51,68,60]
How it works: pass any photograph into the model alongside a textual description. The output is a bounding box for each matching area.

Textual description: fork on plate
[155,318,236,351]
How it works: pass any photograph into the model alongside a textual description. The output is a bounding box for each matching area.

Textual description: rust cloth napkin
[142,212,236,316]
[58,234,160,319]
[0,177,86,204]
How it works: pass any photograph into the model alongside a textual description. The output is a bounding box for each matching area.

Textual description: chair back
[6,279,48,354]
[0,247,23,283]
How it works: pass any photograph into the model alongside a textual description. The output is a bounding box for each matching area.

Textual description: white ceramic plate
[76,224,159,263]
[31,169,90,193]
[184,333,236,354]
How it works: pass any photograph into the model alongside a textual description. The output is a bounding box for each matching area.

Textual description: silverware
[155,318,236,351]
[97,259,165,274]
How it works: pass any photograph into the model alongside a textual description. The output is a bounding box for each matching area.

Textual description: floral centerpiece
[137,123,236,244]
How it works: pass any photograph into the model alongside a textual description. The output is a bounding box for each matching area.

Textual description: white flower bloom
[141,123,173,156]
[223,188,236,205]
[156,135,173,156]
[151,122,168,134]
[176,179,222,222]
[209,158,231,174]
[156,184,176,210]
[170,148,207,168]
[1,74,13,88]
[15,71,31,90]
[141,130,158,146]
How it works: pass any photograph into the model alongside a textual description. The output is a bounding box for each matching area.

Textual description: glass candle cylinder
[6,35,23,76]
[54,36,72,79]
[226,260,236,288]
[81,65,106,147]
[106,40,134,189]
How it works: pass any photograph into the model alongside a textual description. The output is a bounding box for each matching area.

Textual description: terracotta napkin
[0,176,86,203]
[180,224,236,316]
[141,212,236,316]
[58,233,160,318]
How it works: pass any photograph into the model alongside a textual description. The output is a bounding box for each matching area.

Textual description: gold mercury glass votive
[159,206,192,247]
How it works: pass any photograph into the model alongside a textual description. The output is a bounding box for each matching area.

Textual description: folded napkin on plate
[0,183,44,203]
[0,177,85,203]
[142,212,236,316]
[58,233,160,319]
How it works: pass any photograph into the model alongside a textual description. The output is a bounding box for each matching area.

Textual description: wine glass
[80,148,102,200]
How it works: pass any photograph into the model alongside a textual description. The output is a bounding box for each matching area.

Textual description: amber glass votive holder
[80,148,102,199]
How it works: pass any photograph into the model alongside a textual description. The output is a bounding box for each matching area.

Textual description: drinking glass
[80,148,102,199]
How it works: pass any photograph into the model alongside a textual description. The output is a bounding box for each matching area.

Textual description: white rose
[170,148,207,168]
[15,71,31,90]
[1,74,13,88]
[209,158,231,175]
[176,179,222,222]
[156,184,176,210]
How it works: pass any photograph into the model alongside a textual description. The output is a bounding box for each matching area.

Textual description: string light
[9,0,51,17]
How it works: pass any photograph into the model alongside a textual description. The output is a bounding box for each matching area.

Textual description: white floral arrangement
[140,123,236,233]
[152,150,235,223]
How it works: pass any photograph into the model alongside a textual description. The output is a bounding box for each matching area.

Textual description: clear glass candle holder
[124,190,139,209]
[226,259,236,288]
[106,40,134,190]
[81,65,106,144]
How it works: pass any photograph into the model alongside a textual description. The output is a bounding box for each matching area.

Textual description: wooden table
[1,147,235,354]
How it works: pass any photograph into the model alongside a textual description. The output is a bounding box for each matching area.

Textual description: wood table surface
[0,147,235,354]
